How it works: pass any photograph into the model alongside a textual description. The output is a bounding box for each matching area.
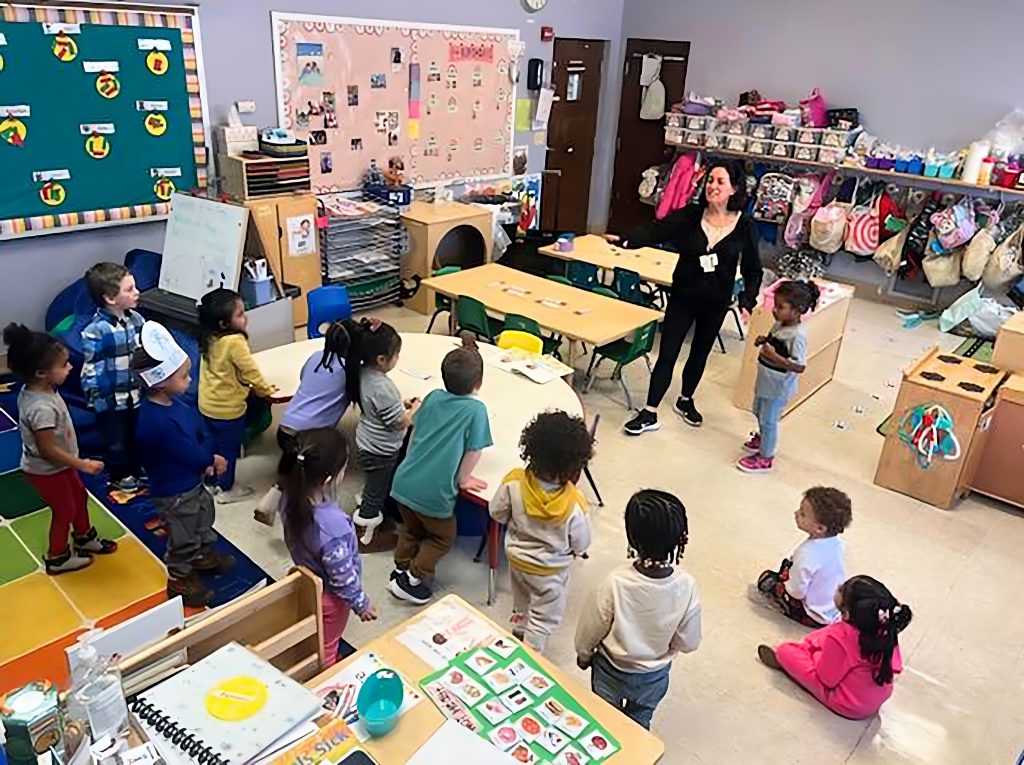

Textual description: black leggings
[646,293,728,408]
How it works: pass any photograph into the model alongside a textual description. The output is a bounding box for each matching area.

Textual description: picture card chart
[0,4,208,238]
[273,14,517,191]
[420,641,621,764]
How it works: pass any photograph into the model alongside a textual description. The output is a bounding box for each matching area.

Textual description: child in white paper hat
[131,321,234,607]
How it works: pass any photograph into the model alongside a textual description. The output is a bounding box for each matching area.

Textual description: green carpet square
[10,500,127,559]
[0,527,39,583]
[0,471,46,520]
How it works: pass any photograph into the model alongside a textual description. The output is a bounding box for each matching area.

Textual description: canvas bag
[982,223,1024,291]
[784,172,833,248]
[930,198,978,252]
[799,88,828,127]
[922,243,963,288]
[962,228,996,281]
[845,194,881,256]
[873,226,909,275]
[809,201,848,253]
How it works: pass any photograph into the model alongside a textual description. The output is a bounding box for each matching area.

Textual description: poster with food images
[420,643,619,763]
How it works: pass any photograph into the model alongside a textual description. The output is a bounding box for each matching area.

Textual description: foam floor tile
[0,471,47,520]
[0,526,39,583]
[0,573,81,664]
[10,501,127,559]
[53,537,166,620]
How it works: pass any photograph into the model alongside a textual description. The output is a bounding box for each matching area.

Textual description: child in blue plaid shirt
[80,262,145,491]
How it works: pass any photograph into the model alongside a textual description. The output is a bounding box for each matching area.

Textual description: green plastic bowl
[356,669,403,736]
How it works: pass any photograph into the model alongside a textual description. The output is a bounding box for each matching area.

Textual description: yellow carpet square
[54,538,166,620]
[0,574,81,664]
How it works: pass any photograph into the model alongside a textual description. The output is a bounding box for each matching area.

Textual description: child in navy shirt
[132,322,232,607]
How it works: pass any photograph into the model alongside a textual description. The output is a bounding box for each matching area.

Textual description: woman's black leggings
[646,293,728,408]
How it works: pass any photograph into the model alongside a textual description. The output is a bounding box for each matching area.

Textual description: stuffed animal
[383,156,405,186]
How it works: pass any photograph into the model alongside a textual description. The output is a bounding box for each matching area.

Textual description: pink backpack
[656,152,700,220]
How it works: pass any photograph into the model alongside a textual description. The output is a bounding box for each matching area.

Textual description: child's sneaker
[112,475,142,492]
[353,511,384,545]
[167,573,214,608]
[623,409,660,436]
[388,571,432,605]
[737,454,774,473]
[743,433,762,454]
[215,485,255,505]
[45,548,94,575]
[253,485,282,526]
[73,527,118,555]
[192,551,236,572]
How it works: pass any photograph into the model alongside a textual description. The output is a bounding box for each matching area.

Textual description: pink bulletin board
[272,13,518,192]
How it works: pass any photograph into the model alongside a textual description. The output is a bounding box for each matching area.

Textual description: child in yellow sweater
[198,288,277,504]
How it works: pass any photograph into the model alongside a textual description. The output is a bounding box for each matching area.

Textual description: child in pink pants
[757,575,912,720]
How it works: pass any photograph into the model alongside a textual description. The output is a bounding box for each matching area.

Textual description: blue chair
[124,249,162,291]
[716,278,746,354]
[613,267,655,306]
[567,261,599,291]
[44,279,94,332]
[307,285,352,339]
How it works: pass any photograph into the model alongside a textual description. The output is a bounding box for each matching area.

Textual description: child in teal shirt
[389,340,492,605]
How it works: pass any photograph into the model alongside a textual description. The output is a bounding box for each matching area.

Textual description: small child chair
[455,296,503,342]
[425,265,461,334]
[497,330,543,355]
[503,314,562,358]
[306,285,352,339]
[716,278,746,353]
[567,261,599,291]
[582,320,658,409]
[613,267,655,306]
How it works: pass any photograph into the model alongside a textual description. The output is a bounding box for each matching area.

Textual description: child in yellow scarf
[489,412,594,651]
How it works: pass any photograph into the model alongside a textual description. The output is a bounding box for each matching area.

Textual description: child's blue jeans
[753,395,787,459]
[204,414,246,490]
[590,652,671,730]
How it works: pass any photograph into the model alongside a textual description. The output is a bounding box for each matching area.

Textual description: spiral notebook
[130,642,323,765]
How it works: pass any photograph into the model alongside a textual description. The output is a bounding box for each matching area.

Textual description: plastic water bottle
[65,631,102,728]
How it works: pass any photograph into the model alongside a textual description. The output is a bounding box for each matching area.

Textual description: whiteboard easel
[159,194,248,302]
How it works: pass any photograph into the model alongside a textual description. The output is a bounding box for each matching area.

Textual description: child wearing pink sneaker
[758,575,912,720]
[738,280,818,474]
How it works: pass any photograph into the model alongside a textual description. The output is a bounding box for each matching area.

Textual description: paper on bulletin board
[514,98,533,132]
[532,86,554,131]
[286,214,315,256]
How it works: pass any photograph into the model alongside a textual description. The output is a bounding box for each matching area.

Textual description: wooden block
[992,311,1024,373]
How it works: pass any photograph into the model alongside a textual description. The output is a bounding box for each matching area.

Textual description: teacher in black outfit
[608,159,763,435]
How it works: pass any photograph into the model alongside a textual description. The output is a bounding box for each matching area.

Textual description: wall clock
[522,0,548,12]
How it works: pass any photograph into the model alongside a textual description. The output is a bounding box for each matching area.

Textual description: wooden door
[542,38,605,233]
[607,38,690,234]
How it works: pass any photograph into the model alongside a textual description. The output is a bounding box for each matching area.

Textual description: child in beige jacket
[489,412,594,652]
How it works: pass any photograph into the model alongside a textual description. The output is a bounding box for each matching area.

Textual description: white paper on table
[394,601,500,670]
[532,86,555,131]
[408,720,517,764]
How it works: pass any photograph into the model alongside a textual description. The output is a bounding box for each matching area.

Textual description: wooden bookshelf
[220,154,312,201]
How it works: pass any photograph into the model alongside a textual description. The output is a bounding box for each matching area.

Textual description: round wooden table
[254,333,584,602]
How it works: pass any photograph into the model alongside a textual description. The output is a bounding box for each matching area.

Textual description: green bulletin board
[0,5,208,238]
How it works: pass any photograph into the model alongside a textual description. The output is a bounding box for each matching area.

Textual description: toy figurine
[383,156,405,186]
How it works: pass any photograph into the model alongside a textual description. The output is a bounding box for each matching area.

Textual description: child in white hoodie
[489,412,594,652]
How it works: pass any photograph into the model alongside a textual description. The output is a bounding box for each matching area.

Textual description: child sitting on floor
[575,489,701,730]
[352,318,418,544]
[254,320,358,525]
[738,280,819,474]
[758,575,912,720]
[279,428,377,667]
[388,338,492,606]
[754,486,852,627]
[489,411,593,652]
[4,323,117,574]
[133,321,233,607]
[198,288,278,504]
[80,262,145,491]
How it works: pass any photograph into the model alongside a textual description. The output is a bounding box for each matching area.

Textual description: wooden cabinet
[733,280,853,416]
[245,195,321,329]
[967,374,1024,509]
[992,311,1024,373]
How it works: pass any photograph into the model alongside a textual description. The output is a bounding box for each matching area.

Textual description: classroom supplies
[0,682,64,765]
[420,644,620,763]
[395,600,501,670]
[128,642,322,765]
[354,671,403,737]
[267,719,356,765]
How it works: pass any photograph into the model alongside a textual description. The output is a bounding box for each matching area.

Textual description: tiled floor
[217,298,1023,765]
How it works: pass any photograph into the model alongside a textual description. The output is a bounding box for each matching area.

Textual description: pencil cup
[356,669,403,736]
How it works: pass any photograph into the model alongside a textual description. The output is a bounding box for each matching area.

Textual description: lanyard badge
[699,250,719,273]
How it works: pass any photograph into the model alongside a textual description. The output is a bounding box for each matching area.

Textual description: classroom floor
[215,297,1023,765]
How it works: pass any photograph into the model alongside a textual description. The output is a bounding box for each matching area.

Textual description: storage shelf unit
[318,192,408,311]
[221,154,312,200]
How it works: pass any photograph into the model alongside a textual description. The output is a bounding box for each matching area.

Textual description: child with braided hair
[758,575,913,719]
[575,490,702,729]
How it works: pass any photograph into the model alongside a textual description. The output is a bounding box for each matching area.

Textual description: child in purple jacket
[278,428,376,666]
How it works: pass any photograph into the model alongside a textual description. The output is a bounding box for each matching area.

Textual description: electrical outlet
[235,100,257,114]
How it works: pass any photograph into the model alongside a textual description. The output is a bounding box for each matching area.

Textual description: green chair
[504,314,562,358]
[583,321,658,410]
[547,275,573,287]
[567,261,599,291]
[592,286,619,300]
[613,267,655,306]
[455,296,503,342]
[425,266,461,334]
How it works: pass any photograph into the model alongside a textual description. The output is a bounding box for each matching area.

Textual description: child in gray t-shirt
[350,320,418,544]
[738,281,819,474]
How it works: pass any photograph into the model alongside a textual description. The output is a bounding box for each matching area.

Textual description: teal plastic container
[356,669,403,737]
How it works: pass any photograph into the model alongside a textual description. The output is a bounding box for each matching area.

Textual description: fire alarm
[541,26,554,42]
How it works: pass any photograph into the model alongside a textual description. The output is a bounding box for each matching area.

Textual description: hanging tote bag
[845,194,881,257]
[982,223,1024,291]
[930,198,978,252]
[873,227,910,275]
[962,228,997,281]
[810,201,849,254]
[922,244,963,288]
[799,88,828,128]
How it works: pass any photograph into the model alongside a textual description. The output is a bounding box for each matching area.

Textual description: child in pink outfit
[757,575,912,720]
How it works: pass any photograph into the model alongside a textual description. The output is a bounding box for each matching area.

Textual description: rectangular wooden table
[538,234,678,287]
[307,595,665,763]
[422,263,664,368]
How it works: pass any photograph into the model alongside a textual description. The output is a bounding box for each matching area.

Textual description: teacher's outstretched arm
[605,207,694,249]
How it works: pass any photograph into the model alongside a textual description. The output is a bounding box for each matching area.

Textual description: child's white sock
[254,485,282,525]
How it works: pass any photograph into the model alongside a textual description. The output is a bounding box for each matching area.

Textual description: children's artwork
[297,42,325,85]
[513,173,542,233]
[273,13,516,191]
[896,402,962,468]
[320,152,333,174]
[286,214,315,256]
[512,145,528,175]
[309,130,327,146]
[313,652,422,743]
